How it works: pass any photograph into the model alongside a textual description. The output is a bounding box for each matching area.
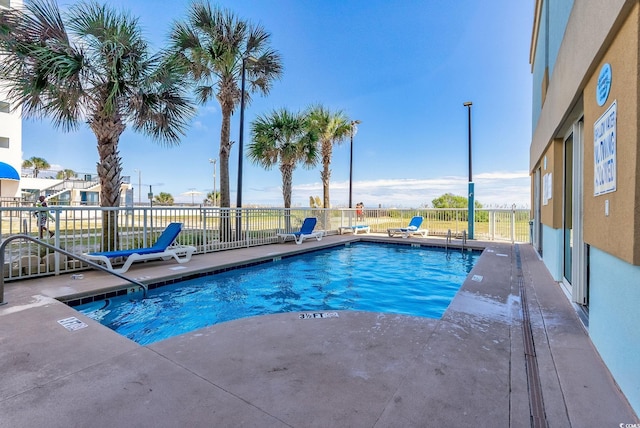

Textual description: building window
[0,137,9,148]
[0,101,10,113]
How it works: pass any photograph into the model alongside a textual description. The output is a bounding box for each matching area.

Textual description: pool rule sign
[593,100,617,196]
[594,62,616,196]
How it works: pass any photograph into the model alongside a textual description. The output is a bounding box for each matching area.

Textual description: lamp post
[349,119,361,209]
[236,59,248,210]
[134,169,141,205]
[463,101,474,239]
[236,56,259,209]
[209,158,217,206]
[236,56,258,239]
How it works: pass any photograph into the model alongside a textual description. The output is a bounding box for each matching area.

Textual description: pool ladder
[445,229,467,254]
[461,230,467,253]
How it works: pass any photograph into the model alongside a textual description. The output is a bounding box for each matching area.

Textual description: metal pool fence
[1,206,530,281]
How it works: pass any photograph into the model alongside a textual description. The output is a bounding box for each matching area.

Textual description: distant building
[530,0,640,414]
[0,0,23,201]
[19,171,131,206]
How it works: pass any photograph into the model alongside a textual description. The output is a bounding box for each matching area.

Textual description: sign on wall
[596,63,612,107]
[543,172,552,205]
[593,100,617,196]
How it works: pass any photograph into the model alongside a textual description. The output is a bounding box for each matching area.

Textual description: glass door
[563,134,573,286]
[572,119,588,307]
[534,167,543,255]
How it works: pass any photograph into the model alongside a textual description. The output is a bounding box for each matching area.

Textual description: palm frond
[0,0,196,209]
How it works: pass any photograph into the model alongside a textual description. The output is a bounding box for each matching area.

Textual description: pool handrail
[0,234,148,306]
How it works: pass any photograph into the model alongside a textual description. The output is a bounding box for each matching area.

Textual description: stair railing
[1,234,148,306]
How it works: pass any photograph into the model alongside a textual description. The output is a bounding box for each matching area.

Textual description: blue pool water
[76,243,478,345]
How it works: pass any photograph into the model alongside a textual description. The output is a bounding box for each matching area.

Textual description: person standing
[35,196,55,238]
[356,202,364,221]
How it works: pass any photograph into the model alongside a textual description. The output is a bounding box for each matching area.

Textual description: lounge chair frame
[277,217,324,245]
[84,223,196,273]
[387,216,428,238]
[338,225,370,235]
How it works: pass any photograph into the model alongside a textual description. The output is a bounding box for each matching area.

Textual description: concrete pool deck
[0,235,637,427]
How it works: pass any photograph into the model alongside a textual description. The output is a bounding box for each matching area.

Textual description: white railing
[1,206,530,281]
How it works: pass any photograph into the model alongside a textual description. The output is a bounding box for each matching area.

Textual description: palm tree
[170,1,283,210]
[154,192,174,205]
[308,106,351,208]
[309,196,322,208]
[204,191,219,206]
[0,0,194,249]
[248,108,318,208]
[22,157,50,178]
[56,169,76,180]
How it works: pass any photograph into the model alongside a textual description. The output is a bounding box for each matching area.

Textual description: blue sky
[22,0,533,208]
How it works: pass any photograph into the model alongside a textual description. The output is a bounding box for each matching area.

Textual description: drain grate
[515,244,547,428]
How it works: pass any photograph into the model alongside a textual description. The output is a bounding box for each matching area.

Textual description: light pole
[349,119,361,209]
[463,101,474,239]
[236,56,258,239]
[236,56,258,210]
[134,169,141,205]
[209,158,217,206]
[236,58,248,211]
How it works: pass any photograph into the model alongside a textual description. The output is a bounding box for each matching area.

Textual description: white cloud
[192,121,207,131]
[197,106,218,117]
[242,171,531,208]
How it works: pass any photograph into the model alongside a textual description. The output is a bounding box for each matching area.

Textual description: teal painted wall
[590,247,640,415]
[542,224,563,280]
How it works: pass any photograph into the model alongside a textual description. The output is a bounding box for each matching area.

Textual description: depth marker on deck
[57,317,88,331]
[299,312,339,319]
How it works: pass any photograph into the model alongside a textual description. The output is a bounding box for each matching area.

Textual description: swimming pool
[76,243,479,345]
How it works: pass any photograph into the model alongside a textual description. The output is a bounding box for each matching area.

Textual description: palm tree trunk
[93,118,125,251]
[281,163,293,209]
[321,141,333,208]
[218,104,233,241]
[321,163,331,208]
[219,107,231,208]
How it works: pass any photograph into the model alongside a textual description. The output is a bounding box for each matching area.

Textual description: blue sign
[596,63,612,106]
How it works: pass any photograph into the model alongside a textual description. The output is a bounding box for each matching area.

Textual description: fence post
[54,209,60,275]
[201,207,207,251]
[490,210,495,241]
[511,205,516,244]
[142,208,148,247]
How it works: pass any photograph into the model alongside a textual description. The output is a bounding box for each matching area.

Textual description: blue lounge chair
[387,216,428,238]
[84,222,196,273]
[277,217,324,244]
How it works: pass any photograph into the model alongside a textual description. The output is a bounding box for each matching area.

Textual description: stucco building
[0,0,23,201]
[530,0,639,414]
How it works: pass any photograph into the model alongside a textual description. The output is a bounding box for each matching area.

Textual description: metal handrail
[1,234,148,306]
